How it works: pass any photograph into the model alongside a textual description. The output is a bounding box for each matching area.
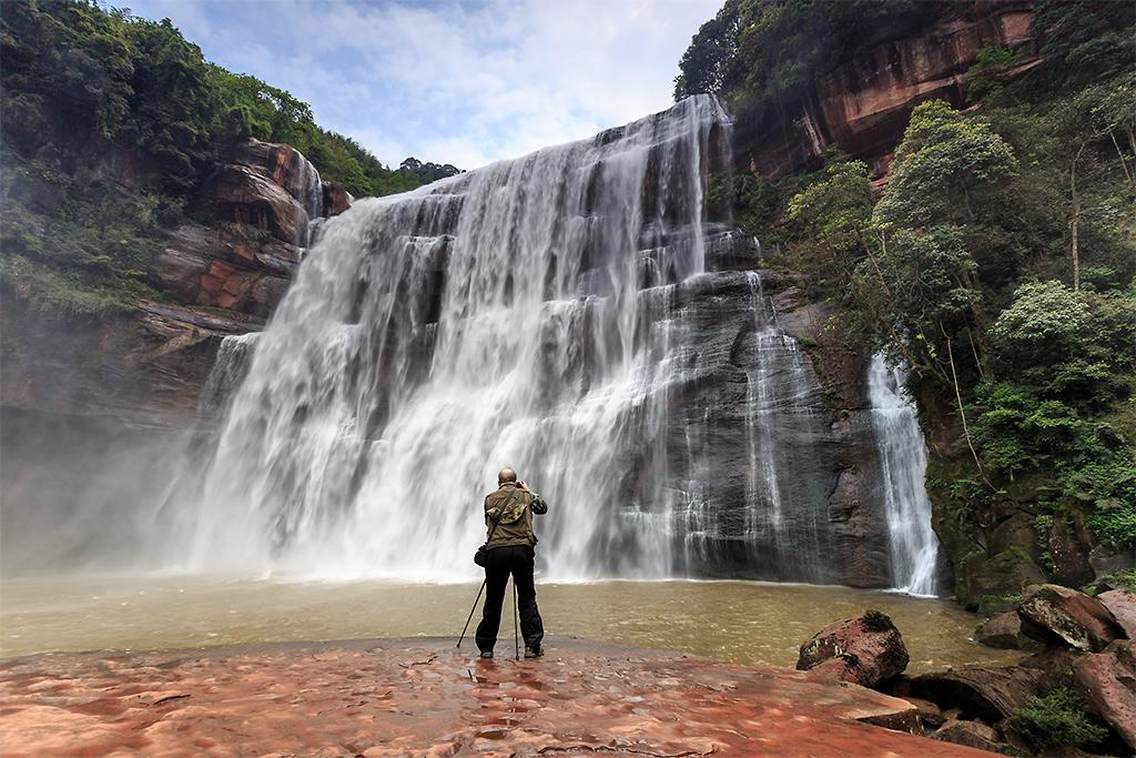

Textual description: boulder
[931,719,1023,756]
[1047,514,1095,588]
[903,696,945,729]
[1097,589,1136,639]
[322,182,353,217]
[1074,640,1136,750]
[1017,584,1126,652]
[797,610,909,688]
[974,611,1042,651]
[959,549,1046,610]
[907,665,1045,723]
[207,164,310,245]
[234,138,323,218]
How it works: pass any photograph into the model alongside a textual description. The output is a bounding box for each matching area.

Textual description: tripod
[457,576,521,660]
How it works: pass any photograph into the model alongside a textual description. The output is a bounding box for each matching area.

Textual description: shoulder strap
[485,489,523,542]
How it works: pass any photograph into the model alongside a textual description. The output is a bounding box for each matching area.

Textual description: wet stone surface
[0,637,997,757]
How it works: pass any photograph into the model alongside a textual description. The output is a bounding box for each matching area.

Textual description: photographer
[474,468,548,659]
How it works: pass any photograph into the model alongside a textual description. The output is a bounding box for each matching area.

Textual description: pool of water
[0,576,1018,671]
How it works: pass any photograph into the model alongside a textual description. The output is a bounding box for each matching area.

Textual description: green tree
[873,101,1019,230]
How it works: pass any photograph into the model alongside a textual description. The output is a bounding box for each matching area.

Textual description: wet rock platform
[0,637,994,756]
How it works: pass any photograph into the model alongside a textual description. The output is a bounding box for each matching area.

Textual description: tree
[785,159,872,297]
[873,101,1019,230]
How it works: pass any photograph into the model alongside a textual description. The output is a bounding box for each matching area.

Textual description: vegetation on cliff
[681,0,1136,604]
[0,0,457,315]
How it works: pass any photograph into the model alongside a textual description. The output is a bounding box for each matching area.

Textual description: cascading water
[159,96,729,580]
[867,353,941,596]
[151,96,886,586]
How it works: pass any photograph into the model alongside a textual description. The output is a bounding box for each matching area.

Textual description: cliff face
[737,1,1038,176]
[0,139,349,427]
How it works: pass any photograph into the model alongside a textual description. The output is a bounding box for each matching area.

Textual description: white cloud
[125,0,721,170]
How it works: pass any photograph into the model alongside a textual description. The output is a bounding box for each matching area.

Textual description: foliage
[674,0,953,113]
[964,45,1022,102]
[1033,0,1136,90]
[1007,687,1110,751]
[786,160,871,250]
[874,101,1019,230]
[988,281,1091,368]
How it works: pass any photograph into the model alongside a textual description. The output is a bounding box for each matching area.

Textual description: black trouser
[475,544,544,653]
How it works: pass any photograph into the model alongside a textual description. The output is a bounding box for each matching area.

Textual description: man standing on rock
[476,467,548,659]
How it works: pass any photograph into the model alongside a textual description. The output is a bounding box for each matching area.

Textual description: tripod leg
[513,577,520,660]
[457,578,487,648]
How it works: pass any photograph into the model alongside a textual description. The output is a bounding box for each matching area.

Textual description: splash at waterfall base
[0,638,994,757]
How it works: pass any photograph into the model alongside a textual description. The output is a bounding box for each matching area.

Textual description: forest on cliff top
[677,0,1136,609]
[0,0,458,314]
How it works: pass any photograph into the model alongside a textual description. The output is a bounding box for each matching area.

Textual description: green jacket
[484,482,548,549]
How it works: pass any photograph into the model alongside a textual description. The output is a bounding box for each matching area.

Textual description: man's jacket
[484,482,548,548]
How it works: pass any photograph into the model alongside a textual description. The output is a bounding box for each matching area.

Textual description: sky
[124,0,722,171]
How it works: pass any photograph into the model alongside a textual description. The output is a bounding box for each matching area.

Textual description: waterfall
[867,353,941,596]
[161,96,733,580]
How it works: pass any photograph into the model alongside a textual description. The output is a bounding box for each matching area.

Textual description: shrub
[1007,687,1110,750]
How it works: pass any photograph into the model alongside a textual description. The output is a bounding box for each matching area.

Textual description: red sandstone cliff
[738,1,1039,177]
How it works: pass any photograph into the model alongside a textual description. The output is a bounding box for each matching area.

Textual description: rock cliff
[1,139,347,426]
[735,1,1039,176]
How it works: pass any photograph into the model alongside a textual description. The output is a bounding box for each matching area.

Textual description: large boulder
[958,548,1047,610]
[234,138,323,218]
[207,164,310,245]
[796,610,909,688]
[1074,640,1136,750]
[905,666,1045,723]
[931,719,1023,756]
[1097,589,1136,639]
[322,182,353,218]
[974,611,1041,651]
[1017,584,1126,652]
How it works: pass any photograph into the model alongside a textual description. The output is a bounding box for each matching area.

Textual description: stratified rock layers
[0,638,995,757]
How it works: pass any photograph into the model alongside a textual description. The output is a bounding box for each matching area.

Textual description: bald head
[498,467,517,485]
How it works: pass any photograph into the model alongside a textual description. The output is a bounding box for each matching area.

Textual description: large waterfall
[152,96,918,587]
[867,354,941,596]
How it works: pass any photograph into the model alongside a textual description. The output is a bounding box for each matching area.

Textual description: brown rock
[1048,514,1096,588]
[740,3,1039,176]
[1074,640,1136,750]
[903,696,946,729]
[207,164,310,245]
[797,609,909,688]
[234,138,323,217]
[1097,589,1136,639]
[975,611,1042,651]
[932,719,1023,756]
[154,225,298,318]
[0,638,995,757]
[1017,584,1126,652]
[907,665,1044,723]
[960,548,1047,609]
[322,182,353,217]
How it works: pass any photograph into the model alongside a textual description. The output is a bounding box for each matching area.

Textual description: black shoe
[523,646,543,658]
[479,650,494,659]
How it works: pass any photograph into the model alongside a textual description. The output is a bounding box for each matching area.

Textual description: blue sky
[124,0,722,170]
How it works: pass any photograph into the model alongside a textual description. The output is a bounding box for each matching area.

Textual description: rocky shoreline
[1,636,993,757]
[795,586,1135,755]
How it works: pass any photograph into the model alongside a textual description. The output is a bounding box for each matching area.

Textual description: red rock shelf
[0,637,995,756]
